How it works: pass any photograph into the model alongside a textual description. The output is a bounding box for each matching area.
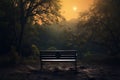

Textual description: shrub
[32,44,40,56]
[47,46,57,50]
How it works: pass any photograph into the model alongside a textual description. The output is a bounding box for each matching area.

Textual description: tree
[8,0,64,54]
[77,0,120,56]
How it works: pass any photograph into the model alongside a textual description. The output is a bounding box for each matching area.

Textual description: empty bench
[40,50,77,70]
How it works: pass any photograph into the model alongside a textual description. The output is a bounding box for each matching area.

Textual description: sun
[61,0,94,20]
[73,6,77,11]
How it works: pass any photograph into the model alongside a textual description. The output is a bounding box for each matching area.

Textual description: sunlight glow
[73,6,77,11]
[61,0,94,20]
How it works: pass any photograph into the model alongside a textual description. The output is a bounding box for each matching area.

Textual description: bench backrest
[40,50,77,61]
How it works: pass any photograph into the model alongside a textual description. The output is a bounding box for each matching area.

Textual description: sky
[61,0,94,20]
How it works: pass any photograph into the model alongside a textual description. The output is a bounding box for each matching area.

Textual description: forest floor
[0,61,120,80]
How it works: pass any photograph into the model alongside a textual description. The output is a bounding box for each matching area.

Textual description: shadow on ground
[0,63,120,80]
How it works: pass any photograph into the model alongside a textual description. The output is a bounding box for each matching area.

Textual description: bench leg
[75,61,77,71]
[40,61,43,70]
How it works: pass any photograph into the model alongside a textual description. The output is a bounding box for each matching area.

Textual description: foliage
[30,44,40,60]
[0,0,64,55]
[32,44,40,56]
[1,0,120,64]
[76,0,120,56]
[15,0,64,54]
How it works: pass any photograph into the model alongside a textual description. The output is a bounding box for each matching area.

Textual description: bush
[32,44,40,56]
[28,44,40,60]
[47,46,57,50]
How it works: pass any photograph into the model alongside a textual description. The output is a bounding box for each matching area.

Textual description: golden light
[61,0,94,20]
[73,6,77,11]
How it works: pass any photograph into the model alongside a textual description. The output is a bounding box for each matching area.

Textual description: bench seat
[40,50,77,70]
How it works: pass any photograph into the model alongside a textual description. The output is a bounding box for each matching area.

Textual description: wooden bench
[40,50,77,71]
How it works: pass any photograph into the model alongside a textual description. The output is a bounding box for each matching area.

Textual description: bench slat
[41,55,76,57]
[40,50,77,70]
[41,57,76,59]
[41,59,76,61]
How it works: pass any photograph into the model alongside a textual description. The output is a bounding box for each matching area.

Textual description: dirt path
[0,64,120,80]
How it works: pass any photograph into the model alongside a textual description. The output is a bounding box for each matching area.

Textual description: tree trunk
[17,19,26,55]
[17,0,26,55]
